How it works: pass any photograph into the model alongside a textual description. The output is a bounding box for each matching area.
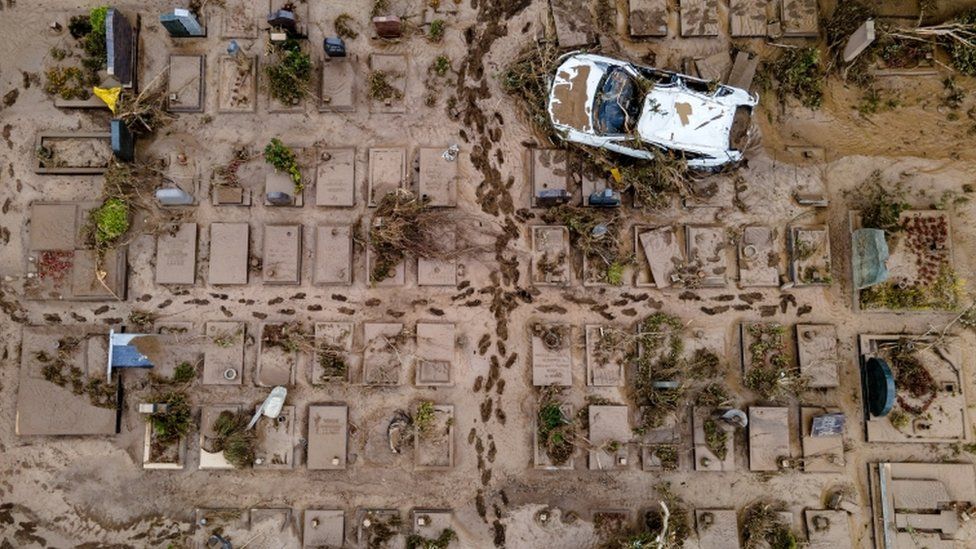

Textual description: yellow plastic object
[610,167,622,184]
[93,86,121,113]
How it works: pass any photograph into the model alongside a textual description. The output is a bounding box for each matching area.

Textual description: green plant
[945,9,976,76]
[264,138,303,192]
[538,396,575,465]
[148,390,192,443]
[367,70,404,102]
[91,197,130,247]
[265,39,312,106]
[702,418,728,461]
[767,46,824,109]
[172,362,196,384]
[82,6,109,68]
[406,528,456,549]
[211,410,257,468]
[542,205,626,285]
[743,502,797,549]
[44,66,95,100]
[414,401,436,434]
[427,19,445,42]
[431,55,451,77]
[334,13,358,39]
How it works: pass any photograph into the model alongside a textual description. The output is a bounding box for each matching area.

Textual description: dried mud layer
[2,0,976,548]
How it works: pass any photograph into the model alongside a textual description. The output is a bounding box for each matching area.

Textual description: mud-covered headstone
[679,0,719,37]
[208,222,249,285]
[160,9,206,37]
[629,0,668,37]
[262,224,301,285]
[316,148,355,206]
[729,0,768,37]
[106,8,135,87]
[748,406,790,471]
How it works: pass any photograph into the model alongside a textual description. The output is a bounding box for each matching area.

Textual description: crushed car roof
[637,86,739,156]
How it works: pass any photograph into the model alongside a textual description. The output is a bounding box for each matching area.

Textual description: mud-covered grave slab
[533,401,575,469]
[248,507,300,548]
[315,147,355,207]
[629,0,668,37]
[415,404,455,470]
[531,225,570,286]
[730,0,769,37]
[203,321,245,385]
[417,147,458,207]
[790,225,831,286]
[411,510,455,546]
[253,405,295,469]
[639,411,684,471]
[550,0,595,48]
[781,0,819,37]
[155,223,197,285]
[738,225,780,287]
[308,405,348,470]
[366,244,405,287]
[588,405,631,470]
[303,509,345,548]
[256,322,300,387]
[800,407,845,473]
[585,325,625,386]
[695,509,741,549]
[635,225,682,288]
[369,54,407,113]
[312,322,353,383]
[362,322,406,385]
[199,404,242,469]
[805,509,853,548]
[208,222,249,285]
[314,225,353,285]
[418,228,457,286]
[357,509,404,548]
[796,324,839,388]
[320,56,355,112]
[368,147,407,207]
[686,225,731,287]
[219,0,257,38]
[529,148,572,207]
[693,407,735,471]
[680,0,719,37]
[748,406,790,472]
[217,55,257,113]
[166,54,204,112]
[415,323,455,386]
[262,224,302,285]
[531,323,573,386]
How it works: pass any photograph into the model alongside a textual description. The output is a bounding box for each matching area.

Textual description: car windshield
[594,67,642,135]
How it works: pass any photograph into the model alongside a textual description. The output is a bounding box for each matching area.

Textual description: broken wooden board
[730,0,768,37]
[418,147,458,207]
[262,224,302,285]
[636,226,682,288]
[531,323,573,386]
[531,225,571,286]
[155,223,197,285]
[203,321,245,385]
[208,223,249,285]
[319,56,355,112]
[781,0,818,37]
[727,51,760,91]
[796,324,839,388]
[550,0,595,48]
[316,147,355,207]
[588,405,631,470]
[738,225,780,287]
[415,322,455,386]
[369,54,407,113]
[680,0,719,36]
[695,50,731,83]
[314,225,353,286]
[629,0,668,37]
[308,405,348,470]
[367,147,407,207]
[748,406,790,472]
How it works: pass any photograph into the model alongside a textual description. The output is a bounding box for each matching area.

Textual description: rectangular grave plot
[418,147,458,207]
[531,226,571,286]
[320,56,356,112]
[366,246,405,287]
[316,147,355,206]
[415,323,455,386]
[531,323,573,386]
[635,225,683,288]
[358,510,404,548]
[308,405,348,470]
[415,405,455,470]
[155,223,197,285]
[588,405,632,470]
[199,404,242,469]
[254,405,295,469]
[790,226,831,286]
[262,224,302,285]
[203,321,245,385]
[256,322,301,387]
[220,0,257,38]
[167,54,205,112]
[781,0,818,37]
[696,509,741,549]
[748,406,790,472]
[29,202,79,251]
[368,147,407,206]
[629,0,668,37]
[217,55,257,113]
[303,509,344,548]
[585,325,625,387]
[551,0,595,48]
[314,225,353,285]
[34,133,113,175]
[529,148,572,207]
[418,228,457,286]
[312,322,353,384]
[264,169,305,207]
[730,0,769,37]
[208,222,249,285]
[796,324,839,388]
[369,54,407,113]
[533,402,575,469]
[693,407,734,471]
[685,225,731,287]
[363,323,406,385]
[411,510,453,542]
[680,0,719,36]
[192,509,249,545]
[800,407,845,472]
[738,225,780,287]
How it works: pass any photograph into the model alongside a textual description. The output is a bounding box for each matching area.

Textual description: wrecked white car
[548,53,758,170]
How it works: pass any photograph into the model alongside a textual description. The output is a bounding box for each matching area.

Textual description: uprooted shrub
[368,189,452,283]
[763,46,825,109]
[210,410,257,468]
[265,38,312,105]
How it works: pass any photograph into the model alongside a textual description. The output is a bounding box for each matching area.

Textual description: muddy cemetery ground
[4,0,976,548]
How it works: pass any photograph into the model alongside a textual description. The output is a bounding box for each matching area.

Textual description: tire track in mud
[453,1,532,544]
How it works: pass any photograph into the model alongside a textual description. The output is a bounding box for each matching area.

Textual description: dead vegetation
[116,71,177,135]
[742,501,799,549]
[36,336,115,408]
[367,70,404,103]
[743,323,806,401]
[207,410,257,468]
[501,38,561,139]
[542,205,628,284]
[262,322,312,353]
[368,189,453,283]
[537,387,576,465]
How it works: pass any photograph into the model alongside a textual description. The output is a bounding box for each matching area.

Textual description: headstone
[727,51,760,91]
[324,37,346,57]
[372,15,402,38]
[110,119,135,162]
[843,19,876,63]
[160,8,206,37]
[267,9,297,31]
[106,9,135,87]
[155,187,194,206]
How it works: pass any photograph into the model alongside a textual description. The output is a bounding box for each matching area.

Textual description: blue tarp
[852,228,889,290]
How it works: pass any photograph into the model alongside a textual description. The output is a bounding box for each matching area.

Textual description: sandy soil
[2,0,976,548]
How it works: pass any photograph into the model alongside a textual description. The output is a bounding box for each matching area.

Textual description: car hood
[548,55,606,134]
[636,86,739,156]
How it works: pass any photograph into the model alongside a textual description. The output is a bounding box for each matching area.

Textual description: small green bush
[172,362,196,383]
[265,40,312,106]
[91,197,130,247]
[264,138,303,192]
[768,46,824,109]
[83,6,109,67]
[428,19,445,42]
